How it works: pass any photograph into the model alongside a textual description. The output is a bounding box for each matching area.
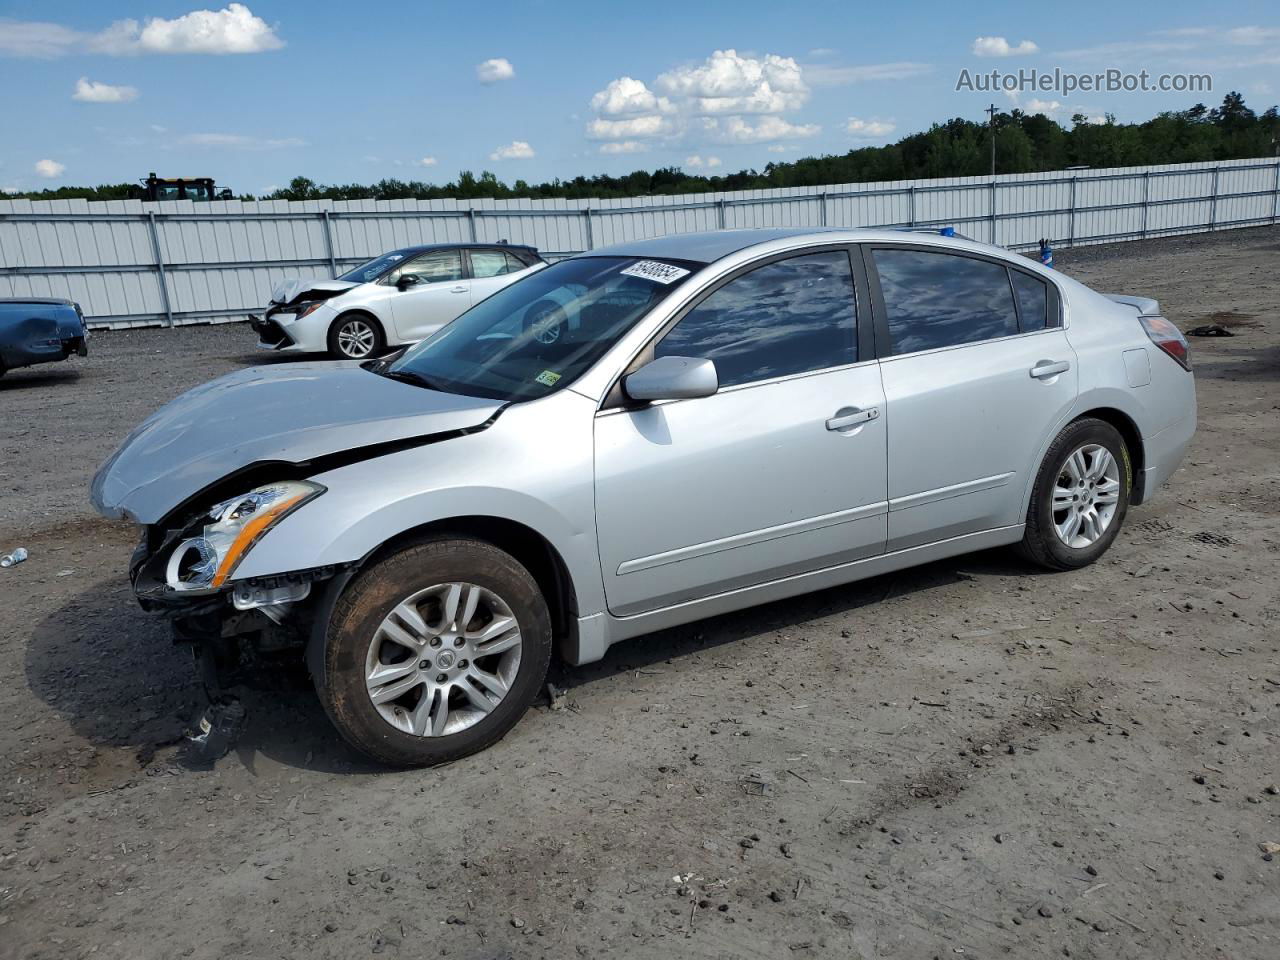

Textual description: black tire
[1019,417,1131,571]
[314,537,552,767]
[326,312,385,360]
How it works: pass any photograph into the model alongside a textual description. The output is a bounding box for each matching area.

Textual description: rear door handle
[450,285,468,293]
[826,407,880,431]
[1030,360,1070,379]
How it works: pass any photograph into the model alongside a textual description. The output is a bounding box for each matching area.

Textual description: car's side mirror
[624,356,719,402]
[396,274,422,291]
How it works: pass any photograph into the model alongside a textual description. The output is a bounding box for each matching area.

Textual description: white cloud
[711,115,820,144]
[489,140,534,161]
[585,114,676,141]
[35,159,65,178]
[766,145,791,153]
[845,117,895,138]
[101,4,282,55]
[476,58,515,84]
[3,186,23,194]
[0,21,83,58]
[656,49,808,114]
[590,77,673,116]
[805,61,933,85]
[416,156,437,167]
[1052,40,1191,59]
[73,77,139,103]
[599,141,647,154]
[684,155,721,169]
[0,5,281,58]
[150,124,168,133]
[179,132,305,149]
[1226,26,1280,45]
[1025,98,1063,116]
[972,36,1040,57]
[585,49,824,152]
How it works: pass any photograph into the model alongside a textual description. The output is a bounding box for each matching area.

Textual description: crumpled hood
[90,361,503,524]
[270,278,358,305]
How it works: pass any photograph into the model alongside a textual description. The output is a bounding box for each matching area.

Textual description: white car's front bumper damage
[248,301,337,353]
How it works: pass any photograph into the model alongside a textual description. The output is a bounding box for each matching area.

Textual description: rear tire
[314,537,552,767]
[327,313,385,360]
[1019,417,1131,571]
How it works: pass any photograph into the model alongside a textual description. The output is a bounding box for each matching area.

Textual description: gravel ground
[2,227,1278,960]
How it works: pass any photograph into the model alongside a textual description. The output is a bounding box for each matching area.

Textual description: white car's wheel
[327,313,385,360]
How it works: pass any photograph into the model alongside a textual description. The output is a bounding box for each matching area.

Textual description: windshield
[385,256,698,401]
[338,251,411,284]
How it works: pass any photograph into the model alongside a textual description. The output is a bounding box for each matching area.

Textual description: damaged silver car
[92,228,1196,766]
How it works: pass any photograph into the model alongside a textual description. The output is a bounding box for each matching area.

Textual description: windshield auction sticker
[620,260,691,285]
[535,370,562,386]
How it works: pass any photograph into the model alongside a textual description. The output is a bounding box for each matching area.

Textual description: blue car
[0,298,89,378]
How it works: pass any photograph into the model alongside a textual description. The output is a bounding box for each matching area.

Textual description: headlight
[294,301,325,320]
[165,480,324,592]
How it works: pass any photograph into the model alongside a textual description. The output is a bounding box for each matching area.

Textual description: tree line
[11,93,1278,204]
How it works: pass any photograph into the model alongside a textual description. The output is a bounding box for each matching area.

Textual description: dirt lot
[2,227,1278,960]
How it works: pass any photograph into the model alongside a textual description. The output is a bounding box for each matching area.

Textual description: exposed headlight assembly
[165,480,324,592]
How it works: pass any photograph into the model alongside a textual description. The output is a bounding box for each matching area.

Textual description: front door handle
[1030,360,1071,379]
[826,407,880,431]
[450,285,468,293]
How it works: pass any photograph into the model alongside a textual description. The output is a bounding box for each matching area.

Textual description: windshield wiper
[378,368,448,392]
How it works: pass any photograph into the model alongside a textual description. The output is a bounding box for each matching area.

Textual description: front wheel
[327,313,385,360]
[1019,417,1131,570]
[315,538,552,766]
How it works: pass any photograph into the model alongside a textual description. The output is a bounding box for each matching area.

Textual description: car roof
[583,227,1012,265]
[0,297,76,306]
[391,242,538,257]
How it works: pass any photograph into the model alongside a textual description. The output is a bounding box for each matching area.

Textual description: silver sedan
[91,228,1196,766]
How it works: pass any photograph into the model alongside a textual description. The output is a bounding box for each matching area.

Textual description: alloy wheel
[1052,443,1121,548]
[364,582,523,737]
[336,319,377,358]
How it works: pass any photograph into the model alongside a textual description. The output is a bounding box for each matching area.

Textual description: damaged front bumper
[129,524,353,692]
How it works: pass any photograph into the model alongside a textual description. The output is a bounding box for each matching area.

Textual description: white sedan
[249,243,546,359]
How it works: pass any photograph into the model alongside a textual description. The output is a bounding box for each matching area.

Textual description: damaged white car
[249,243,546,359]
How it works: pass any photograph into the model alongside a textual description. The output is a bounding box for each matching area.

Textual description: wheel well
[1074,408,1146,503]
[364,516,577,650]
[330,309,384,338]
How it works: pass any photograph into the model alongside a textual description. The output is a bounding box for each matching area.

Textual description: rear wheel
[327,313,385,360]
[1020,418,1130,570]
[315,538,552,766]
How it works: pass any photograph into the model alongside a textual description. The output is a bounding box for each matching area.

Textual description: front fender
[230,392,607,616]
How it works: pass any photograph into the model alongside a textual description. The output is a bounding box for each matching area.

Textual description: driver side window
[385,249,463,285]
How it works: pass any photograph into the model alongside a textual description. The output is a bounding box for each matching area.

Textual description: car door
[864,245,1078,551]
[466,248,529,304]
[387,248,470,342]
[593,248,888,617]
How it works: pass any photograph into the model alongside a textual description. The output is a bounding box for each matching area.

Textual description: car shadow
[27,546,1041,777]
[0,367,84,390]
[27,576,383,777]
[558,547,1043,690]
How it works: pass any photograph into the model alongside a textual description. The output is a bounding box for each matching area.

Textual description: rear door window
[655,251,857,388]
[470,249,514,278]
[872,249,1020,356]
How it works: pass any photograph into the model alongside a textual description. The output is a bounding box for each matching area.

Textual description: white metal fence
[2,156,1278,329]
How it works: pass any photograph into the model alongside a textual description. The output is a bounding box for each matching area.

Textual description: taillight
[1139,315,1191,370]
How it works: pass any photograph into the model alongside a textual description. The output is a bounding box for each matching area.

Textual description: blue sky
[1,1,1278,194]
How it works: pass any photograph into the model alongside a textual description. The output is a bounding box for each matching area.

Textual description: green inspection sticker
[534,370,562,387]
